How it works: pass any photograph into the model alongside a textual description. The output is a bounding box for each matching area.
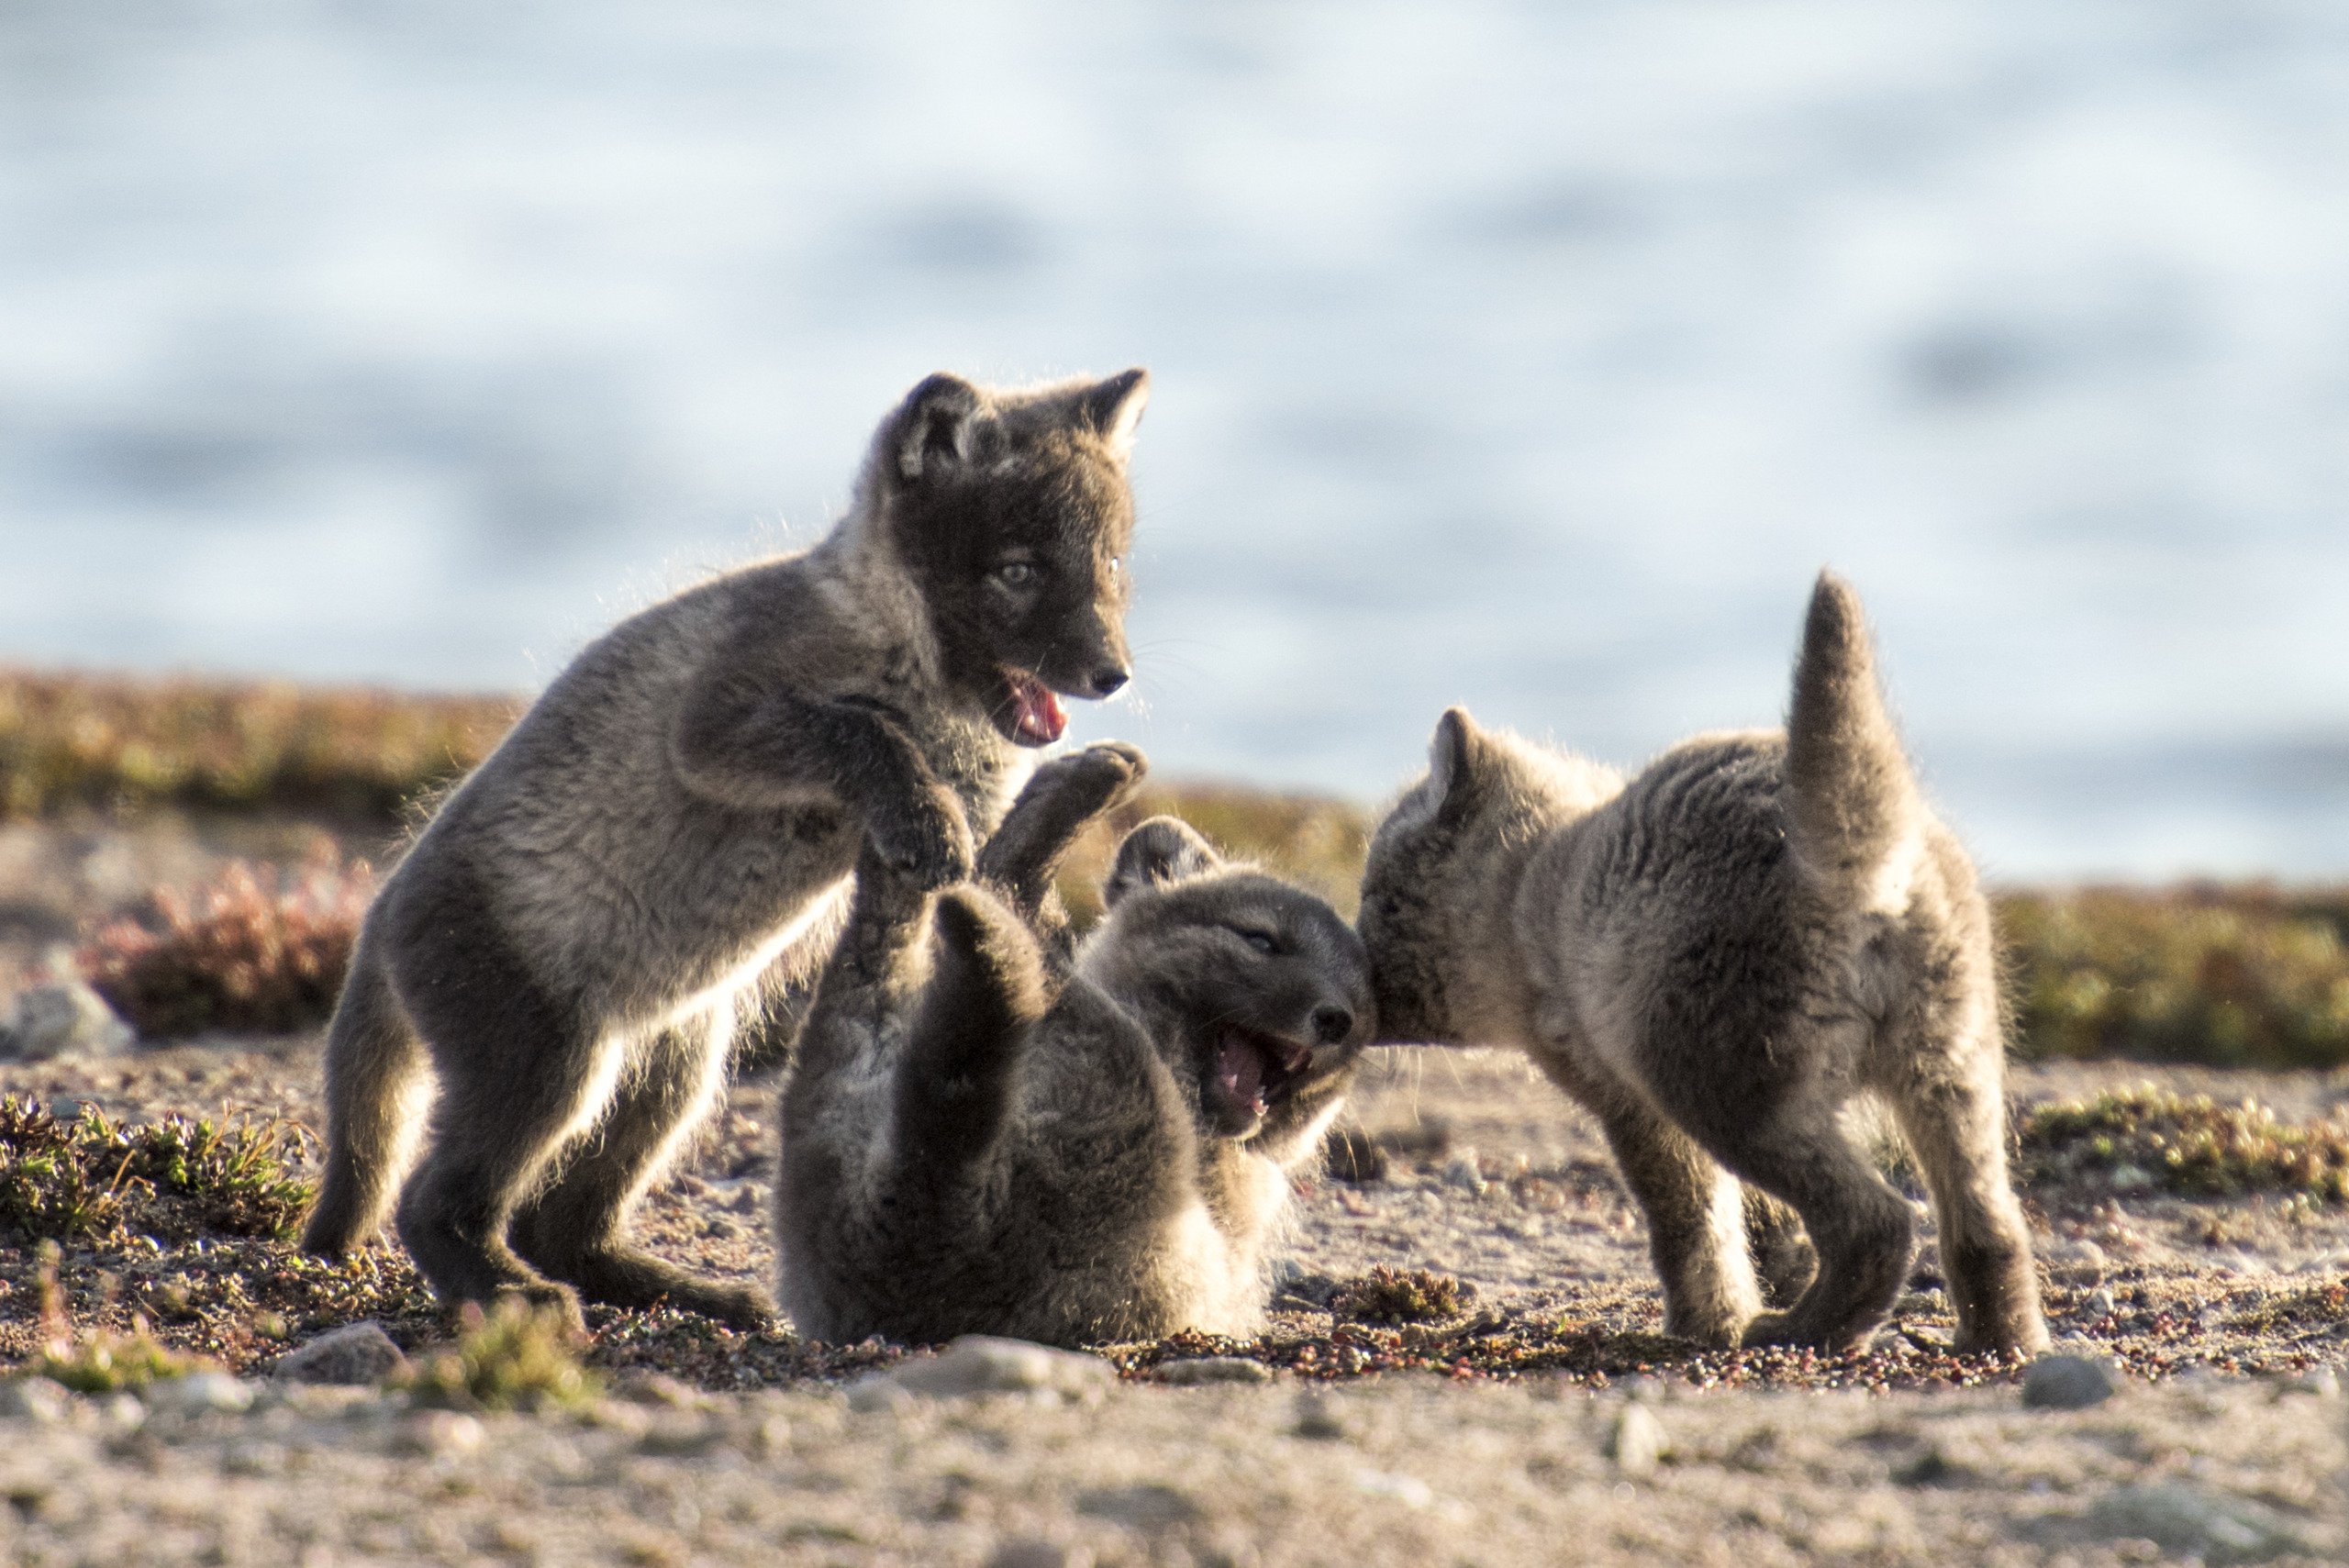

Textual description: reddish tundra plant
[78,851,375,1038]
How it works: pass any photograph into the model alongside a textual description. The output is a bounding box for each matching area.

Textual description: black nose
[1089,665,1130,697]
[1309,1005,1353,1045]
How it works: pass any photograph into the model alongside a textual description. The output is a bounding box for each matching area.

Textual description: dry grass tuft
[78,850,373,1039]
[1053,781,1370,928]
[2018,1084,2349,1202]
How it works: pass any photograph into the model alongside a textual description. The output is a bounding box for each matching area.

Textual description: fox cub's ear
[1079,368,1150,462]
[1427,707,1487,827]
[1104,815,1219,908]
[890,372,987,484]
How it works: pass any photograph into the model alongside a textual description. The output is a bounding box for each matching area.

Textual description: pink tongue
[1014,677,1068,743]
[1217,1032,1266,1115]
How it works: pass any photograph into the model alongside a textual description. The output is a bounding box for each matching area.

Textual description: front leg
[976,741,1148,946]
[674,677,973,890]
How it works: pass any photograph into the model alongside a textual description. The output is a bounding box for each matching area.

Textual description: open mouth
[1212,1026,1313,1121]
[995,669,1069,748]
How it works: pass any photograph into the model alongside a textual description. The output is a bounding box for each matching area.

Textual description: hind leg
[1695,1088,1914,1352]
[511,1006,774,1329]
[1742,1186,1819,1308]
[1533,1049,1762,1348]
[1883,1051,2048,1355]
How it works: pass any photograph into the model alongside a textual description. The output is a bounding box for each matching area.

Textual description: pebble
[2047,1239,2108,1284]
[0,982,135,1062]
[1607,1403,1669,1475]
[144,1371,257,1416]
[887,1337,1113,1403]
[2087,1483,2313,1564]
[2079,1286,2118,1319]
[2021,1353,2118,1410]
[398,1410,484,1456]
[1292,1393,1348,1440]
[0,1376,72,1424]
[1440,1152,1486,1195]
[273,1321,407,1386]
[1152,1357,1273,1386]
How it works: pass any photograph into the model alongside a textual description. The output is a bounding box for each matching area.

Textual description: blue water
[3,0,2344,880]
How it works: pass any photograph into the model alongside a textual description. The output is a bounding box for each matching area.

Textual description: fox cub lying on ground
[779,743,1373,1347]
[1358,573,2047,1355]
[301,369,1150,1329]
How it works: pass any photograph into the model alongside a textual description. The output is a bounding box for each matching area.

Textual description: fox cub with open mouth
[1358,573,2046,1356]
[300,369,1150,1330]
[779,743,1372,1348]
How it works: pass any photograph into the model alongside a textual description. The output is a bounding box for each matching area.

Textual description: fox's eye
[1233,929,1276,955]
[996,562,1036,587]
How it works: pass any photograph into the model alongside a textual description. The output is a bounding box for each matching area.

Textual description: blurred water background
[2,0,2343,881]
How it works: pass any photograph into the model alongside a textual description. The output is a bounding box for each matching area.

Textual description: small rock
[2282,1368,2340,1399]
[0,1376,72,1424]
[2079,1287,2117,1320]
[2022,1353,2118,1410]
[844,1374,918,1416]
[0,983,135,1062]
[95,1392,147,1430]
[889,1337,1112,1402]
[1607,1403,1669,1476]
[1893,1447,1977,1488]
[144,1371,256,1416]
[987,1541,1093,1568]
[398,1409,484,1456]
[1153,1357,1273,1386]
[1292,1393,1348,1440]
[2049,1240,2108,1284]
[1440,1153,1487,1195]
[2087,1483,2313,1564]
[273,1321,407,1386]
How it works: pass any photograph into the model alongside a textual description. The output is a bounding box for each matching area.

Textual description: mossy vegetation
[22,1240,217,1393]
[393,1299,601,1412]
[0,667,516,821]
[0,1095,314,1245]
[80,851,374,1038]
[2018,1085,2349,1203]
[1997,886,2349,1070]
[1330,1266,1471,1324]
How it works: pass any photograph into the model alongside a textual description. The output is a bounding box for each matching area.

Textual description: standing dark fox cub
[1359,573,2046,1356]
[779,743,1372,1348]
[300,369,1151,1329]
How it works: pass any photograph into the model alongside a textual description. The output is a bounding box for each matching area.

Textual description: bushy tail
[1785,571,1923,908]
[300,928,429,1257]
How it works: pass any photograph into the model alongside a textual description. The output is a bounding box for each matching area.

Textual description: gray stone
[1607,1403,1669,1475]
[2021,1353,2118,1410]
[2087,1484,2313,1564]
[844,1374,918,1415]
[144,1371,256,1416]
[273,1321,407,1386]
[1440,1153,1487,1195]
[889,1336,1112,1402]
[0,1376,72,1424]
[1292,1393,1348,1440]
[2048,1239,2108,1284]
[1153,1356,1274,1385]
[0,983,134,1062]
[2078,1286,2117,1319]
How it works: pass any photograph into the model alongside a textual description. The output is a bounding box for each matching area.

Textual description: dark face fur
[880,371,1147,748]
[1355,709,1486,1046]
[1095,819,1374,1141]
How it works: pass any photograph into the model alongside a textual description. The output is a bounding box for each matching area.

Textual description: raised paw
[976,741,1151,892]
[868,786,974,891]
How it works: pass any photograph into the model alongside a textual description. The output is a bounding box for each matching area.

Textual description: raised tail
[892,888,1049,1177]
[299,926,429,1257]
[1784,571,1924,909]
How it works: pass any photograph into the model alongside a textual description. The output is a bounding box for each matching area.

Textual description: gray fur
[300,369,1152,1329]
[1358,572,2047,1355]
[779,747,1372,1347]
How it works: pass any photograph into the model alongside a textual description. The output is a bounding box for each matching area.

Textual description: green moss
[22,1240,217,1393]
[2018,1085,2349,1202]
[1998,886,2349,1070]
[0,1096,315,1245]
[394,1299,602,1411]
[1330,1266,1470,1324]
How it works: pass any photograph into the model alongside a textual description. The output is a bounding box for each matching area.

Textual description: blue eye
[997,562,1035,586]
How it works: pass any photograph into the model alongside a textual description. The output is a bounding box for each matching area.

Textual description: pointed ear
[1103,815,1219,907]
[1429,707,1486,827]
[890,373,985,484]
[1079,368,1150,462]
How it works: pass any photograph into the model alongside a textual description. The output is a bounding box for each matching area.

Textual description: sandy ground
[3,818,2347,1564]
